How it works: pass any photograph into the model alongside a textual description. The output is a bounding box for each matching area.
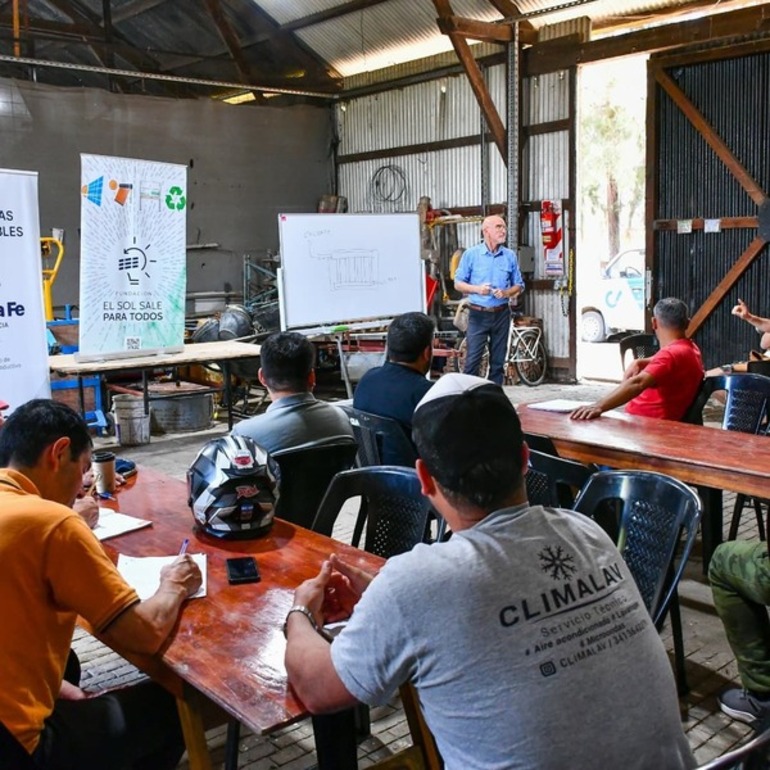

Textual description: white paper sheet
[93,508,152,541]
[117,553,207,601]
[526,399,591,413]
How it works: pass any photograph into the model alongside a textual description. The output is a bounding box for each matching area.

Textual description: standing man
[571,297,703,421]
[732,299,770,352]
[284,374,694,770]
[454,215,525,385]
[0,399,201,768]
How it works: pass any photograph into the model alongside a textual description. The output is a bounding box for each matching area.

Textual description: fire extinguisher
[540,201,557,247]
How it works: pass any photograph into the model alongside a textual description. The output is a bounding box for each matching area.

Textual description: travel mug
[92,451,116,494]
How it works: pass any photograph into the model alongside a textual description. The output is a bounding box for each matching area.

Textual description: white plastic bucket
[112,395,151,446]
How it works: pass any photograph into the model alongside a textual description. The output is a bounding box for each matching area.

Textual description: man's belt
[468,303,509,313]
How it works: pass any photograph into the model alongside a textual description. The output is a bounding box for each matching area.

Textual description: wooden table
[101,467,384,770]
[49,340,261,429]
[518,405,770,566]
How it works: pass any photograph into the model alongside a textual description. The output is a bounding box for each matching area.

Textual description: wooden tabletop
[518,405,770,500]
[49,340,261,376]
[101,466,384,735]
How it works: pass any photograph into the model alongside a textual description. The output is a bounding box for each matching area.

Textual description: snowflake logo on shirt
[539,545,576,581]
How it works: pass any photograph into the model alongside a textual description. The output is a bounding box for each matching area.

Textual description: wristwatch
[283,605,319,638]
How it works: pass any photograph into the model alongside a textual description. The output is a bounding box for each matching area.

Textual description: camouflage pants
[710,540,770,693]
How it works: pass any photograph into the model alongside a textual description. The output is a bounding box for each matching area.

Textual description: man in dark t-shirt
[353,312,434,463]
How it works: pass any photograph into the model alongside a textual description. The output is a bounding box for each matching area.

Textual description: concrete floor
[74,376,758,768]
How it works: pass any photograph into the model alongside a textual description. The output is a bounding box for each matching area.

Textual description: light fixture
[223,91,256,105]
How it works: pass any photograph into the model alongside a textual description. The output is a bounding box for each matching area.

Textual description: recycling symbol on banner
[165,186,186,211]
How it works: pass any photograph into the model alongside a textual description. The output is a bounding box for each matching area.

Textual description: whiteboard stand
[335,335,354,399]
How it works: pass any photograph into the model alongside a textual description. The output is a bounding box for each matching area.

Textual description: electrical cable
[369,164,407,204]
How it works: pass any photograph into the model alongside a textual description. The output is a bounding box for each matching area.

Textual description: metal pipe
[0,54,337,99]
[12,0,20,57]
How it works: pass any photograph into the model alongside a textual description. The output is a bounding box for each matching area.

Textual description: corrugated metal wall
[337,58,575,377]
[522,70,574,371]
[651,49,770,369]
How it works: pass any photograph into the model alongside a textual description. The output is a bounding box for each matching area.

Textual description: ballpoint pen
[179,538,189,555]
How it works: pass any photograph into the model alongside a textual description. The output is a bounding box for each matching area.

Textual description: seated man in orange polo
[571,297,704,421]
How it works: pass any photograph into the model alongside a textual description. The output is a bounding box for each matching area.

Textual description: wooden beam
[202,0,254,84]
[654,216,758,231]
[485,0,536,35]
[655,68,766,207]
[437,14,513,44]
[524,4,770,76]
[433,0,507,164]
[687,236,767,336]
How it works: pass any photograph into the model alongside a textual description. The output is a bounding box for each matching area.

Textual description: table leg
[222,361,234,430]
[176,691,213,770]
[77,375,86,416]
[697,485,723,574]
[312,709,358,770]
[142,370,151,417]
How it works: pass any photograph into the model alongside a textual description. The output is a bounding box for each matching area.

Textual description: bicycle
[453,319,547,386]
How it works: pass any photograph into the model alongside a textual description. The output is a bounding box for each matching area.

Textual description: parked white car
[581,248,645,342]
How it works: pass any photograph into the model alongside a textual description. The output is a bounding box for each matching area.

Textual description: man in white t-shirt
[284,374,694,770]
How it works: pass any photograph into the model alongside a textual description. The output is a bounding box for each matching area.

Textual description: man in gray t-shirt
[231,331,353,454]
[284,374,694,770]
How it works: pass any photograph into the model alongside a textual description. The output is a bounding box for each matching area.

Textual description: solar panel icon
[81,176,104,206]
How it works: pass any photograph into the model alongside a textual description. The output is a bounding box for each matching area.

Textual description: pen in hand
[179,538,189,556]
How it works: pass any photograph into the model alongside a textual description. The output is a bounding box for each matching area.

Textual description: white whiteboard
[278,213,425,330]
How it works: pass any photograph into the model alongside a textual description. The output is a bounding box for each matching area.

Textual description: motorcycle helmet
[187,434,280,539]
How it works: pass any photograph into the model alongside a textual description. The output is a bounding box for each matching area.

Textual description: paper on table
[117,553,207,601]
[526,399,592,413]
[93,507,152,541]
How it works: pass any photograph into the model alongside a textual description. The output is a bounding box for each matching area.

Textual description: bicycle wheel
[453,337,489,379]
[513,333,547,386]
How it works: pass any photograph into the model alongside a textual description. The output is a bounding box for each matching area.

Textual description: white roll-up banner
[0,168,51,412]
[79,154,187,359]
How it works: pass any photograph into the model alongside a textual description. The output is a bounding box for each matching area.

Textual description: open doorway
[576,54,647,381]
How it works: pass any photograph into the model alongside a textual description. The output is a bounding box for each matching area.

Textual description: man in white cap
[284,374,694,770]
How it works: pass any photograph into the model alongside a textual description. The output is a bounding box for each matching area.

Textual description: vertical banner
[0,169,50,411]
[79,154,187,359]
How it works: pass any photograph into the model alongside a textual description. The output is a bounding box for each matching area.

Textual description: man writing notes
[0,399,201,769]
[571,297,703,421]
[454,215,525,385]
[285,374,694,770]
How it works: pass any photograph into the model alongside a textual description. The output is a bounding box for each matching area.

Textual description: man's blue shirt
[455,242,525,308]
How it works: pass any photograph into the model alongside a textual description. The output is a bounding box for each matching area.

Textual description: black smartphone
[226,556,260,585]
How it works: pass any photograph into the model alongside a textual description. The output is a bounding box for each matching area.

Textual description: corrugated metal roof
[291,0,502,77]
[2,0,765,98]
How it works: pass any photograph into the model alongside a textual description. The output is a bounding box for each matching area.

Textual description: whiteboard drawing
[305,230,379,291]
[279,213,424,329]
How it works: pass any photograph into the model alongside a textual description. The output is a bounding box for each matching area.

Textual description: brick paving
[71,378,763,768]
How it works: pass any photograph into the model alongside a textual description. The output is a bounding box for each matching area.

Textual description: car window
[606,250,643,279]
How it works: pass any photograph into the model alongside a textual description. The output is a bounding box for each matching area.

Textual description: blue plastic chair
[526,449,596,508]
[695,374,770,540]
[574,470,702,694]
[312,466,435,557]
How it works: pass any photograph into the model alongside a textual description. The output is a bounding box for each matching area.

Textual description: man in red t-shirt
[571,297,704,421]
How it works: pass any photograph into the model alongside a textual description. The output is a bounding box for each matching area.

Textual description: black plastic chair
[271,441,359,529]
[526,449,596,508]
[0,720,36,770]
[573,470,702,694]
[696,722,770,769]
[523,432,559,456]
[313,466,434,558]
[695,374,770,540]
[619,333,659,370]
[339,406,418,468]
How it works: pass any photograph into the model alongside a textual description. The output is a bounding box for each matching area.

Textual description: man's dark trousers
[463,307,510,385]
